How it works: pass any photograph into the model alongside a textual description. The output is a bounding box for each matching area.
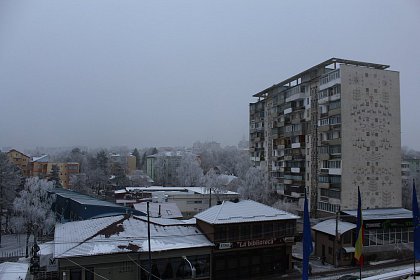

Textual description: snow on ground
[0,234,33,259]
[0,262,29,280]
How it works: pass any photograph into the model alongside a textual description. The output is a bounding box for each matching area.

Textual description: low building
[313,208,415,266]
[342,208,414,263]
[195,200,299,279]
[312,219,356,266]
[54,215,213,280]
[115,186,240,218]
[51,188,144,222]
[133,202,183,219]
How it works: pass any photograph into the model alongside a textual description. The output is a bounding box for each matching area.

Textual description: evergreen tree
[132,148,141,169]
[96,150,109,175]
[49,164,61,186]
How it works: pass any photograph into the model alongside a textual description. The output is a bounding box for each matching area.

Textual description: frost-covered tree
[238,166,273,204]
[0,152,22,245]
[128,170,152,187]
[69,173,91,195]
[154,155,169,186]
[201,169,221,191]
[176,154,203,187]
[11,177,55,257]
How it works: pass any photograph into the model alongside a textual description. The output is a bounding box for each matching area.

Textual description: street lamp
[182,256,196,279]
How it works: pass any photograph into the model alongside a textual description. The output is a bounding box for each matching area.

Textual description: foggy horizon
[1,1,420,152]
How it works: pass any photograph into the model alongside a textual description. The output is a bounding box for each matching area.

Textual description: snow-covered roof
[32,154,49,162]
[54,215,213,259]
[312,219,356,235]
[218,174,238,185]
[135,216,196,226]
[195,200,299,225]
[0,262,29,280]
[115,189,127,194]
[52,188,127,208]
[341,208,412,220]
[126,186,187,192]
[185,187,238,195]
[133,202,183,219]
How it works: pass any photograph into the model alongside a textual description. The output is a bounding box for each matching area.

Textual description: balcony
[284,108,292,115]
[291,167,300,173]
[329,168,342,175]
[291,143,301,149]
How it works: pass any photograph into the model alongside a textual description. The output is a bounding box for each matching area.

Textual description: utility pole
[147,202,152,280]
[334,208,340,267]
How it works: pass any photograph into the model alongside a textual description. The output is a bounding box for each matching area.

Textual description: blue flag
[413,180,420,260]
[302,193,313,280]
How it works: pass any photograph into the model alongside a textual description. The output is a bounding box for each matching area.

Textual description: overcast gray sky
[1,0,419,150]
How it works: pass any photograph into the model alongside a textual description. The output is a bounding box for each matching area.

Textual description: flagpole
[413,179,419,279]
[355,186,363,280]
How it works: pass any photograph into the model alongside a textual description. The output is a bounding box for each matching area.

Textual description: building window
[85,268,94,280]
[252,224,263,239]
[241,224,251,240]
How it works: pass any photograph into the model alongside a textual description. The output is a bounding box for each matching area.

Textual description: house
[54,215,213,280]
[312,219,356,266]
[195,200,299,279]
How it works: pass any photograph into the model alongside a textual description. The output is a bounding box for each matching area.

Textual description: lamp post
[182,256,196,279]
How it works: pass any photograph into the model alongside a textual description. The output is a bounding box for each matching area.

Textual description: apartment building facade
[250,58,401,214]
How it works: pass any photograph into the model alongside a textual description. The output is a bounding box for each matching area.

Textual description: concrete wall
[340,65,401,209]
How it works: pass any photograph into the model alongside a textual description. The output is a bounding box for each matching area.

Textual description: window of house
[70,269,82,280]
[252,224,263,239]
[241,224,251,240]
[85,267,94,280]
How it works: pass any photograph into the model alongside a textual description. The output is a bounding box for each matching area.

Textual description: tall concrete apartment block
[250,58,401,214]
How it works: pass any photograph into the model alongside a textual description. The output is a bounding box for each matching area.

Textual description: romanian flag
[354,187,364,266]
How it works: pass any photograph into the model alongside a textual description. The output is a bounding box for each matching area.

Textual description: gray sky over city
[1,0,419,150]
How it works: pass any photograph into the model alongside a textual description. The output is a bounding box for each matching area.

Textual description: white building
[115,186,240,218]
